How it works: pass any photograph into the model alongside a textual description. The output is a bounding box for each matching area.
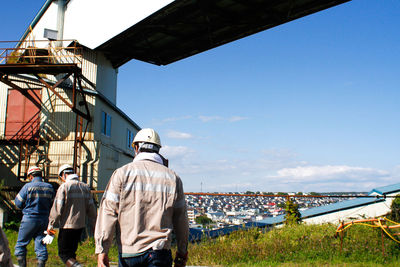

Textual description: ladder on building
[73,115,84,175]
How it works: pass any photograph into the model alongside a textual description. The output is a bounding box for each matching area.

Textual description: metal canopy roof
[96,0,351,68]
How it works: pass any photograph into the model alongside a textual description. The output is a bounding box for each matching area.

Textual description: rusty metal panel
[5,89,42,140]
[1,76,43,139]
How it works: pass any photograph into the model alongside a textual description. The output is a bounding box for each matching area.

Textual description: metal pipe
[56,0,66,47]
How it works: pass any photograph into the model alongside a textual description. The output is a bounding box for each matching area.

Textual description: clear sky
[2,0,400,193]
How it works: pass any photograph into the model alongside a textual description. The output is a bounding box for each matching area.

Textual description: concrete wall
[94,97,138,154]
[96,53,118,104]
[96,143,133,191]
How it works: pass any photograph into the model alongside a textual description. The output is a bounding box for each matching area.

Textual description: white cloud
[160,144,397,193]
[261,149,299,159]
[391,165,400,178]
[161,145,193,159]
[198,115,248,123]
[228,116,249,122]
[162,115,192,122]
[176,160,396,193]
[272,165,388,182]
[198,115,223,122]
[166,130,193,139]
[258,165,393,192]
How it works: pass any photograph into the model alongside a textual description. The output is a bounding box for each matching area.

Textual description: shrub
[284,198,302,225]
[388,194,400,222]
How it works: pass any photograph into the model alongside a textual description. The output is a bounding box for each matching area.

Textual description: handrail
[0,40,82,66]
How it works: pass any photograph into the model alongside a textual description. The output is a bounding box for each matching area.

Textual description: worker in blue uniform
[14,166,54,267]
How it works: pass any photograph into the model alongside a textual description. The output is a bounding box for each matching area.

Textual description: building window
[127,129,135,150]
[101,111,111,137]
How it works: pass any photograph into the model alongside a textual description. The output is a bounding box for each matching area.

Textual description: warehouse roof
[369,183,400,196]
[96,0,351,67]
[19,0,350,68]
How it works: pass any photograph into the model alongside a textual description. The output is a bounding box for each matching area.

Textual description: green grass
[4,223,400,266]
[187,224,400,266]
[4,229,119,267]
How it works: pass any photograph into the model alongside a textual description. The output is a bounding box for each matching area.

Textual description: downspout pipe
[56,0,67,47]
[16,0,54,48]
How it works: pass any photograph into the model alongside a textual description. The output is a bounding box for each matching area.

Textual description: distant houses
[187,183,400,241]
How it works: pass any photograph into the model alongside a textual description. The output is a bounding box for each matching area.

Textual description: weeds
[4,223,400,266]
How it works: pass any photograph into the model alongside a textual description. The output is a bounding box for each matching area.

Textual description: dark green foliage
[388,194,400,222]
[3,220,20,231]
[277,203,285,208]
[195,215,213,226]
[263,192,274,195]
[284,198,302,225]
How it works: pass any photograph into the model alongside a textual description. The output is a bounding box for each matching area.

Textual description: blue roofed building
[258,183,400,226]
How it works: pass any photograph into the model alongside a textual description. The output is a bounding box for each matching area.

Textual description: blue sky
[3,0,400,193]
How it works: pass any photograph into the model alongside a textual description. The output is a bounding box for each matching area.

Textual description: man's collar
[32,177,43,182]
[66,173,79,182]
[133,152,163,165]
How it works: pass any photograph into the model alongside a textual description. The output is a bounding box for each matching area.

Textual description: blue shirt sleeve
[15,185,28,209]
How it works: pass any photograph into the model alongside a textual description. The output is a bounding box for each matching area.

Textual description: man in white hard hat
[95,128,189,267]
[14,166,54,267]
[44,164,97,267]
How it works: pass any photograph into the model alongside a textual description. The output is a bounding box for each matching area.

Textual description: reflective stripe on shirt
[16,193,25,202]
[124,182,174,194]
[104,191,120,203]
[125,169,174,181]
[27,187,53,199]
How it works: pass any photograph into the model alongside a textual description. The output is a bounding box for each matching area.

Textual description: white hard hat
[132,128,161,147]
[58,164,73,177]
[27,166,42,176]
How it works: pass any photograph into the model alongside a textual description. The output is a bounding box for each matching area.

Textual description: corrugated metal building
[0,1,141,224]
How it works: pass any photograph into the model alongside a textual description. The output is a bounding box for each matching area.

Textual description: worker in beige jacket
[44,164,97,267]
[95,128,189,267]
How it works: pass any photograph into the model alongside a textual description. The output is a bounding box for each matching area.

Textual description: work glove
[174,251,188,267]
[42,229,56,245]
